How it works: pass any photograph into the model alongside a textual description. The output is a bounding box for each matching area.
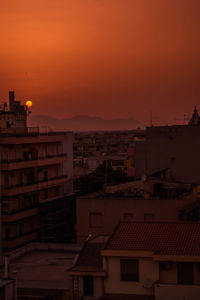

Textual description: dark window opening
[178,263,194,285]
[83,276,94,296]
[120,259,139,281]
[19,223,24,236]
[5,227,10,240]
[123,213,134,221]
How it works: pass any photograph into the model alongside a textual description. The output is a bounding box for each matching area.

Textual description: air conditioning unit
[143,279,153,289]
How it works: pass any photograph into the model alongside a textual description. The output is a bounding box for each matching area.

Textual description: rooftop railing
[0,127,71,136]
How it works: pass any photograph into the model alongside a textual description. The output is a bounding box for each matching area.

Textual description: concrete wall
[135,125,200,184]
[76,195,194,242]
[155,284,200,300]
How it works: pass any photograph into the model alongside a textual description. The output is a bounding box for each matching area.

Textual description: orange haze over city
[1,0,200,125]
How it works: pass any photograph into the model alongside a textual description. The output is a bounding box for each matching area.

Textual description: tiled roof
[106,222,200,256]
[69,240,105,273]
[77,242,104,267]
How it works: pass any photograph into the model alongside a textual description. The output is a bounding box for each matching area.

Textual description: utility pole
[150,112,160,127]
[150,112,153,127]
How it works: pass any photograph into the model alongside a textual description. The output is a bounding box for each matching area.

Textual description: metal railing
[2,175,68,190]
[1,153,67,164]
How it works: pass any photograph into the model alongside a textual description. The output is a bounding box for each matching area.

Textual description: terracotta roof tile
[106,222,200,256]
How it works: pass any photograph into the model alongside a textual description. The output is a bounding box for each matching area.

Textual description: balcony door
[83,276,94,296]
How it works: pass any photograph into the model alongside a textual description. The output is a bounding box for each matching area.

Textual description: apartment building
[0,92,74,251]
[68,222,200,300]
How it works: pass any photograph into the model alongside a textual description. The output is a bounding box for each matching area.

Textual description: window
[120,259,139,281]
[18,173,23,185]
[44,190,48,199]
[144,213,155,221]
[5,227,10,240]
[178,263,194,285]
[44,170,48,181]
[89,213,103,228]
[19,223,24,236]
[19,198,24,210]
[123,213,134,221]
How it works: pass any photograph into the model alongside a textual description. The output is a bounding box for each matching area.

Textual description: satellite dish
[143,279,153,289]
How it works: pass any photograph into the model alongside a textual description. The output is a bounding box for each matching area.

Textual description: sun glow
[26,100,33,108]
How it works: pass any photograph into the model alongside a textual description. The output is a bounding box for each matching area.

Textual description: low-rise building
[101,222,200,300]
[76,178,195,243]
[68,236,107,300]
[68,222,200,300]
[5,242,81,300]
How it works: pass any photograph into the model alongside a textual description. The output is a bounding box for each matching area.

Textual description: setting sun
[26,100,32,108]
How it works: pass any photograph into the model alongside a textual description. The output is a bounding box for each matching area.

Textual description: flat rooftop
[7,243,81,291]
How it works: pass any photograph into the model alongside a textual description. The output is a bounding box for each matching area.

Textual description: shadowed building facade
[0,92,74,252]
[135,106,200,184]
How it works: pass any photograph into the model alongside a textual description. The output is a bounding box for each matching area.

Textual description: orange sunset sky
[1,0,200,125]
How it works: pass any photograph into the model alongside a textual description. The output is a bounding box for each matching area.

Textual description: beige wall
[104,257,158,295]
[76,195,194,243]
[103,256,200,298]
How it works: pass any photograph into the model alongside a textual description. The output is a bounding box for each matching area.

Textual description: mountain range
[28,115,143,131]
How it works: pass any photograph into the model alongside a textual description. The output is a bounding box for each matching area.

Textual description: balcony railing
[2,204,38,215]
[2,175,67,190]
[1,153,67,164]
[0,126,71,136]
[2,207,38,222]
[3,231,39,250]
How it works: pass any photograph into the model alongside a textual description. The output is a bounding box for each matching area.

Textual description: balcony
[0,128,71,144]
[2,207,38,222]
[155,283,200,300]
[2,175,68,196]
[0,153,67,170]
[3,231,38,250]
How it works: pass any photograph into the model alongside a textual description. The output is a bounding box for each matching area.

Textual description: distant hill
[28,115,143,131]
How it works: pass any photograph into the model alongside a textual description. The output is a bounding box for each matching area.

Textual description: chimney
[9,91,15,111]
